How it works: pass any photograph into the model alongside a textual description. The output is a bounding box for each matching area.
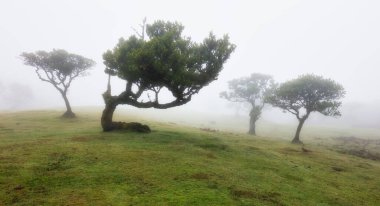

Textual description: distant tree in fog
[101,20,235,132]
[267,74,345,144]
[220,73,275,135]
[20,49,95,118]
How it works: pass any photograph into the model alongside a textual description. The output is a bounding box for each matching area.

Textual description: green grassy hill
[0,110,379,205]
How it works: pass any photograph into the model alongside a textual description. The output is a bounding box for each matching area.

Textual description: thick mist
[1,0,380,131]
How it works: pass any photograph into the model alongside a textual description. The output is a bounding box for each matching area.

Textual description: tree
[20,49,95,118]
[267,74,345,144]
[220,73,275,135]
[101,20,235,132]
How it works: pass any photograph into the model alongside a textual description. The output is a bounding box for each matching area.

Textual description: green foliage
[267,74,345,143]
[220,73,275,106]
[267,74,345,118]
[21,49,95,77]
[103,20,235,107]
[20,49,95,95]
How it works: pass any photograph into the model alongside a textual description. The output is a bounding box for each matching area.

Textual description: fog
[1,0,380,129]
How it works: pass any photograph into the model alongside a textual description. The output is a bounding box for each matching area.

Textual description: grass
[0,110,379,205]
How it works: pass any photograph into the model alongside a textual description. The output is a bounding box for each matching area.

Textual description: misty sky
[1,0,380,127]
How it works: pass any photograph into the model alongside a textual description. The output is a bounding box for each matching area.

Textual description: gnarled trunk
[248,113,257,135]
[61,92,75,118]
[248,106,261,136]
[292,118,306,144]
[101,101,117,131]
[101,96,151,133]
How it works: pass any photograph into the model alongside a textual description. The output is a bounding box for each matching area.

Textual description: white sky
[0,0,380,126]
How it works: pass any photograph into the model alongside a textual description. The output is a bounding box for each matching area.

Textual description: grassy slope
[0,110,379,206]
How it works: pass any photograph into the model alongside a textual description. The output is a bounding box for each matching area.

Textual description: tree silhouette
[267,74,345,144]
[20,49,95,118]
[220,73,275,135]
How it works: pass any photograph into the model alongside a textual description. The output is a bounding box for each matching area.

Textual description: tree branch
[35,68,52,84]
[37,68,64,94]
[284,107,300,120]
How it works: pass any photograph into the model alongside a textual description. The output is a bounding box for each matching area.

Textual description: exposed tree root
[103,122,151,133]
[291,139,303,144]
[61,111,76,118]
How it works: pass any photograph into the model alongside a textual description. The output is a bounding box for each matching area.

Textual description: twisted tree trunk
[101,94,151,133]
[61,92,76,118]
[101,101,117,131]
[248,106,262,136]
[248,113,258,135]
[292,118,306,144]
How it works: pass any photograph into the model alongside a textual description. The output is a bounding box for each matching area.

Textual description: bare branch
[65,71,81,90]
[131,27,143,39]
[35,68,52,84]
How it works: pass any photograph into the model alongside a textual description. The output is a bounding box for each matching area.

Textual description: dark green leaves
[103,20,235,106]
[267,74,345,118]
[146,21,184,39]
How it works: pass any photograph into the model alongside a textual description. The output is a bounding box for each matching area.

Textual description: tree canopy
[267,74,345,143]
[220,73,275,135]
[20,49,95,117]
[101,20,235,131]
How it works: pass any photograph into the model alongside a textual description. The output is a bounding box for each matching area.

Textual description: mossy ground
[0,110,379,205]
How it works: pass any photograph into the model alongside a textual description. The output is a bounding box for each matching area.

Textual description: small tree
[20,49,95,118]
[267,74,345,144]
[220,73,275,135]
[101,20,235,132]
